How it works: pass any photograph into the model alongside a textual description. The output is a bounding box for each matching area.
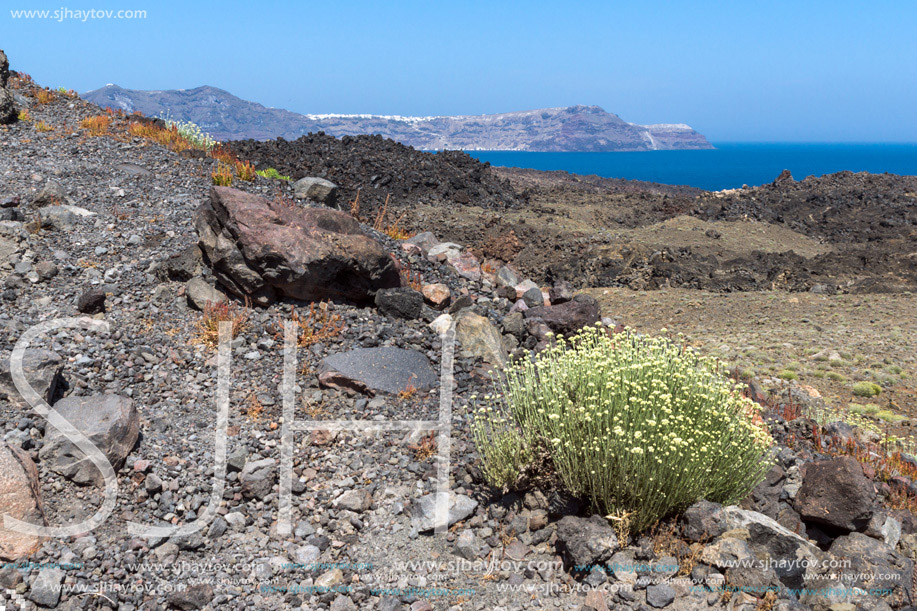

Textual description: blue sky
[3,0,916,142]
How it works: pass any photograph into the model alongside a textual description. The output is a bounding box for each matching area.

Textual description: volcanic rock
[523,295,600,337]
[374,287,423,320]
[195,186,401,306]
[795,456,875,532]
[293,177,339,208]
[555,515,618,569]
[319,347,437,395]
[39,394,140,485]
[0,443,45,560]
[76,288,106,314]
[0,348,62,409]
[454,311,506,367]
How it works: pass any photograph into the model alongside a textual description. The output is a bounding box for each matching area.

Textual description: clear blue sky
[4,0,916,142]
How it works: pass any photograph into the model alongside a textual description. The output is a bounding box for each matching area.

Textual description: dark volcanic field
[231,134,917,294]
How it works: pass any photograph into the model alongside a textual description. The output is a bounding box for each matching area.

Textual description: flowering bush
[158,112,216,151]
[472,324,774,533]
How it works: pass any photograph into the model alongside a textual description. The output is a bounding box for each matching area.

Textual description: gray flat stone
[320,347,437,395]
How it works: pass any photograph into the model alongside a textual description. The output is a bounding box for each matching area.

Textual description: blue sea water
[468,143,917,191]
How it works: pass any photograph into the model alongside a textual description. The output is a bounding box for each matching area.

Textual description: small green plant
[778,370,799,381]
[826,372,848,382]
[852,381,882,398]
[17,109,31,122]
[472,325,774,534]
[256,167,291,181]
[876,410,907,424]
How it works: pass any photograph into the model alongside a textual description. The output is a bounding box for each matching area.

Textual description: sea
[468,143,917,191]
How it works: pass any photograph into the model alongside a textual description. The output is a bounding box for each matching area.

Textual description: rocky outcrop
[39,394,140,486]
[0,49,15,125]
[0,443,45,560]
[195,186,401,306]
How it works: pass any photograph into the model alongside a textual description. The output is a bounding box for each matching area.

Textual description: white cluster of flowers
[158,112,217,151]
[471,323,775,533]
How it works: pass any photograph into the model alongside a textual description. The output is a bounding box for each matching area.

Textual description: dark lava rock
[548,281,573,304]
[523,295,600,337]
[795,456,875,532]
[681,500,727,542]
[0,88,15,125]
[77,288,106,314]
[195,186,401,306]
[0,49,8,88]
[229,132,521,219]
[375,287,423,320]
[826,532,913,608]
[555,515,618,569]
[155,245,203,282]
[319,347,437,395]
[166,584,215,610]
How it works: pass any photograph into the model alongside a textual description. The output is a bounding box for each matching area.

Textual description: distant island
[82,84,713,152]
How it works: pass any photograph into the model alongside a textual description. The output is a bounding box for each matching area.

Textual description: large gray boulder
[195,187,401,306]
[39,394,140,485]
[319,347,437,395]
[0,348,62,409]
[0,443,45,560]
[293,177,339,208]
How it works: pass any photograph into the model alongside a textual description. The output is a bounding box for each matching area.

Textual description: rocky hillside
[82,84,713,151]
[3,56,917,611]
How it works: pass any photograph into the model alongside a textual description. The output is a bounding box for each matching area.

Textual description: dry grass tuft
[245,394,265,421]
[17,109,31,122]
[128,121,194,152]
[398,379,418,401]
[349,189,362,219]
[192,300,250,348]
[235,160,256,182]
[212,163,233,186]
[373,194,414,240]
[35,89,54,105]
[80,115,111,136]
[279,302,345,348]
[408,432,437,461]
[35,121,53,132]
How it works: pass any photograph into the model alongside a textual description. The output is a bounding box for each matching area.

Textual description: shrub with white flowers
[159,112,217,151]
[472,323,774,534]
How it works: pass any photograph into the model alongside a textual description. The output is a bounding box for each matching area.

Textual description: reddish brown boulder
[0,444,45,560]
[195,187,401,306]
[523,295,600,338]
